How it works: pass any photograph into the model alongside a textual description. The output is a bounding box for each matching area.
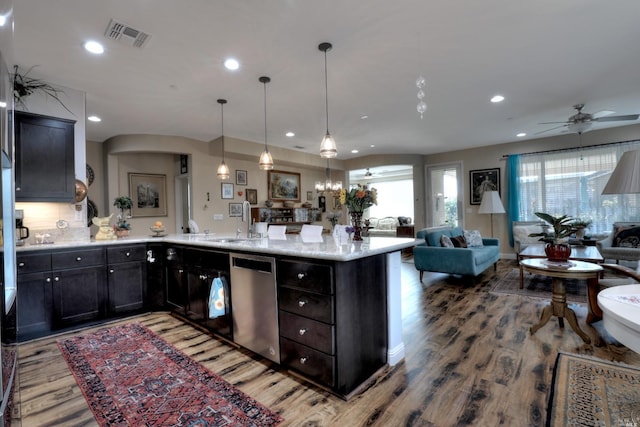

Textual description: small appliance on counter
[15,209,29,246]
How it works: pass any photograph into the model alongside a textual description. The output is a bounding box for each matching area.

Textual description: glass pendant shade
[217,160,230,179]
[320,132,337,159]
[259,149,274,171]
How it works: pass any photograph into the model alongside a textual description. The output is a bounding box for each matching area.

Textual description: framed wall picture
[469,168,500,205]
[221,182,234,199]
[236,169,247,186]
[129,173,167,217]
[246,188,258,204]
[229,202,243,217]
[268,170,301,202]
[307,191,313,201]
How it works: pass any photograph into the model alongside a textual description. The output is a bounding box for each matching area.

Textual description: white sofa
[367,217,400,237]
[512,221,547,258]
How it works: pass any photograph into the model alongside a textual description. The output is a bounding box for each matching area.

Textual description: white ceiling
[12,0,640,159]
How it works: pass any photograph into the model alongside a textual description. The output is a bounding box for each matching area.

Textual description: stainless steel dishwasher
[230,253,280,363]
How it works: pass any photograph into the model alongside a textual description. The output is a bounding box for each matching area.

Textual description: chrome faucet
[242,200,252,238]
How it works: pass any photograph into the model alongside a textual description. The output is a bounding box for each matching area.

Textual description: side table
[396,225,415,255]
[521,258,602,343]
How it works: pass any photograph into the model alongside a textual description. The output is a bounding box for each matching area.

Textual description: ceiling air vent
[104,19,151,48]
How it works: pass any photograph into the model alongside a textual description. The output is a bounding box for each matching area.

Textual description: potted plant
[12,65,73,114]
[528,212,576,262]
[113,196,133,237]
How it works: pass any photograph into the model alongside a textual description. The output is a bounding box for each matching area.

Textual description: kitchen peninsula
[15,234,416,398]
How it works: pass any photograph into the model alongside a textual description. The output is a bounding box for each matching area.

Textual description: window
[516,141,640,234]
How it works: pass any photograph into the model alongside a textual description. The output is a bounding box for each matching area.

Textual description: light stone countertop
[16,234,418,262]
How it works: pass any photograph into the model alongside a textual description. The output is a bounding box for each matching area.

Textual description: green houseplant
[113,196,133,236]
[528,212,575,262]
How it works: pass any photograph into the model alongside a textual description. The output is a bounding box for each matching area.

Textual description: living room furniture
[586,262,640,324]
[523,258,601,344]
[597,284,640,354]
[367,216,412,237]
[478,191,505,237]
[413,226,499,280]
[596,222,640,264]
[518,244,603,288]
[396,224,415,255]
[512,221,547,258]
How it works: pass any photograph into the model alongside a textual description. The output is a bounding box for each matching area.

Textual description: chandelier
[315,159,342,195]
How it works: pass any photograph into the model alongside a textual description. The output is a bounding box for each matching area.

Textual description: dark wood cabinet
[165,247,187,314]
[145,243,165,309]
[107,245,147,315]
[51,266,105,328]
[15,111,75,202]
[396,224,415,255]
[16,271,53,339]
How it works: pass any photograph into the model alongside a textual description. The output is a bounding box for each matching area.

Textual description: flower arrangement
[326,211,342,227]
[339,184,378,213]
[113,196,133,231]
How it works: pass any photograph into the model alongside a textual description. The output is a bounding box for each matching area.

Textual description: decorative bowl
[283,201,295,208]
[150,226,166,237]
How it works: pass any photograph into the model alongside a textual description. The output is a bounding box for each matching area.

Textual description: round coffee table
[520,258,602,343]
[598,284,640,354]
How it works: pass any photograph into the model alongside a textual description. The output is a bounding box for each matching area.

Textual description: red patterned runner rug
[57,322,283,426]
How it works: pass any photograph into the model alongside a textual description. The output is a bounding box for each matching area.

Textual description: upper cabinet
[15,111,75,202]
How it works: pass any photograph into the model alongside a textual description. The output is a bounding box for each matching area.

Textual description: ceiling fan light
[320,133,337,159]
[364,168,373,179]
[217,161,230,179]
[568,121,592,134]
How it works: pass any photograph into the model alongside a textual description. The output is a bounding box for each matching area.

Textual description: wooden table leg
[519,263,524,289]
[586,277,602,324]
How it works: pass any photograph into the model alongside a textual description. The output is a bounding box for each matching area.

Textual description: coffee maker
[15,209,29,246]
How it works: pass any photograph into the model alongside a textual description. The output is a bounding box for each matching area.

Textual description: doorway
[174,174,191,233]
[426,162,462,228]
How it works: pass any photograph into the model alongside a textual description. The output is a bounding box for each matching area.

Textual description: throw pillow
[463,229,484,247]
[451,235,468,248]
[440,234,454,248]
[613,224,640,248]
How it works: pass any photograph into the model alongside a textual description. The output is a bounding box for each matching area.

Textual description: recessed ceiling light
[84,40,104,54]
[490,95,505,103]
[224,58,239,70]
[370,144,375,148]
[285,132,295,137]
[87,115,102,122]
[360,115,368,120]
[351,149,359,154]
[516,132,526,137]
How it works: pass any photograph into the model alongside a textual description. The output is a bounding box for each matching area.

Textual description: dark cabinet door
[166,266,187,314]
[15,111,75,202]
[51,266,106,328]
[17,272,53,338]
[108,261,146,314]
[186,269,207,322]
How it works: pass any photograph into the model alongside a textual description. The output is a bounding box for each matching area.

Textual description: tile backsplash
[15,202,90,244]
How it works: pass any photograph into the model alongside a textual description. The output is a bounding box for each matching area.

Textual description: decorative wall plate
[86,163,95,186]
[87,198,98,227]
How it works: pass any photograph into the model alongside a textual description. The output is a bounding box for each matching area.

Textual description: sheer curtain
[516,141,640,235]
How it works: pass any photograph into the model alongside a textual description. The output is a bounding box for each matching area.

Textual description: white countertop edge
[16,234,419,261]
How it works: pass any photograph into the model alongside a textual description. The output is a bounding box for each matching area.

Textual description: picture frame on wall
[236,170,248,186]
[307,191,313,201]
[267,170,301,202]
[129,173,167,217]
[469,168,500,205]
[229,202,243,217]
[246,188,258,205]
[221,182,234,199]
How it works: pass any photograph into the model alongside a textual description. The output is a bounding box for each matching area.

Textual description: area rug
[547,352,640,426]
[58,322,283,426]
[489,268,587,303]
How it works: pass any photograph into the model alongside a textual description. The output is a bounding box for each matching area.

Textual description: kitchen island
[16,233,416,397]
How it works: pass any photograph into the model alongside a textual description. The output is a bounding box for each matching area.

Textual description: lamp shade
[602,150,640,194]
[478,191,505,214]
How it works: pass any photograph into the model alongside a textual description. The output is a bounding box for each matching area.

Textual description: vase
[115,229,130,238]
[350,211,363,241]
[545,242,571,262]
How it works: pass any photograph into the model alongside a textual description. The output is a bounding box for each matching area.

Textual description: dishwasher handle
[231,256,273,274]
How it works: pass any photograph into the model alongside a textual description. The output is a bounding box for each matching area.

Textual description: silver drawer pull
[76,257,82,261]
[18,262,25,268]
[46,277,51,283]
[298,299,307,308]
[109,269,114,273]
[299,357,308,365]
[54,277,60,282]
[298,328,307,336]
[297,273,306,280]
[125,252,130,257]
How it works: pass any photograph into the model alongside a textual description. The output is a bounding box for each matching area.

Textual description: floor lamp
[602,150,640,195]
[478,191,505,237]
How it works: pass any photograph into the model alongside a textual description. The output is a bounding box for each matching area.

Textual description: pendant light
[319,42,337,159]
[259,76,274,170]
[216,99,230,180]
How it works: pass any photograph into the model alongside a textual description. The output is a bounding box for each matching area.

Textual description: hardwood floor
[12,259,640,426]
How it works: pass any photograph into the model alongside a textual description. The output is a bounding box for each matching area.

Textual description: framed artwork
[236,169,248,186]
[221,182,234,199]
[470,168,500,205]
[246,188,258,205]
[229,202,243,217]
[307,191,313,201]
[333,196,342,210]
[268,170,301,202]
[129,173,167,217]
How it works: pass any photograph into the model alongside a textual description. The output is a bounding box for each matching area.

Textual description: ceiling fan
[537,103,640,135]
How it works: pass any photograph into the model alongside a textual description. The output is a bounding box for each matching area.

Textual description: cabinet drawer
[279,311,334,355]
[16,252,51,274]
[277,260,333,294]
[280,337,335,387]
[52,248,105,269]
[107,245,146,264]
[279,287,334,324]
